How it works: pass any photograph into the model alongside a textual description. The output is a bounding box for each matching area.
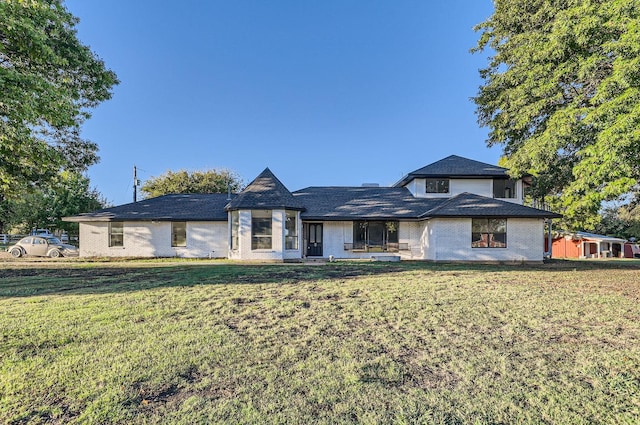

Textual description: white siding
[451,179,493,197]
[425,218,544,262]
[404,179,423,197]
[78,221,227,258]
[407,178,493,198]
[405,178,524,204]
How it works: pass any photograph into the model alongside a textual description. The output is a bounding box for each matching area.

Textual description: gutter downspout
[544,219,552,259]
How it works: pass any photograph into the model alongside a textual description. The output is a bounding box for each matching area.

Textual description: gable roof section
[394,155,510,187]
[421,192,563,219]
[63,194,232,222]
[225,168,305,211]
[293,186,441,220]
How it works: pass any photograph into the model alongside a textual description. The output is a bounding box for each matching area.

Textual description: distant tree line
[141,169,244,199]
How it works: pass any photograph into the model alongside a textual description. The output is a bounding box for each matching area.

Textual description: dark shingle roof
[293,186,441,220]
[421,193,562,219]
[62,194,232,222]
[394,155,510,187]
[64,182,562,223]
[225,168,305,211]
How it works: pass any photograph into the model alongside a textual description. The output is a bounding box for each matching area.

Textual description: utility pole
[133,165,138,203]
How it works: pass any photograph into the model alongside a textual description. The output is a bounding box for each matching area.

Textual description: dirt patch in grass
[1,257,639,423]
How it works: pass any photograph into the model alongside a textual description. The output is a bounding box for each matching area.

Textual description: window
[353,221,399,251]
[426,179,449,193]
[472,218,507,248]
[285,211,298,250]
[230,211,239,250]
[493,179,517,198]
[252,210,272,250]
[109,222,123,247]
[172,222,186,247]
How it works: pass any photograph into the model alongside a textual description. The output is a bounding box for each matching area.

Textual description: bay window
[285,211,298,250]
[252,210,272,250]
[230,211,239,250]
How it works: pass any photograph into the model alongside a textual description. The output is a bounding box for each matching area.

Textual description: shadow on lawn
[0,259,638,298]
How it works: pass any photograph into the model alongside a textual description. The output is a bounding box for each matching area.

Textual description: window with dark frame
[426,179,449,193]
[252,210,272,250]
[352,221,399,251]
[471,218,507,248]
[493,179,517,198]
[171,222,187,247]
[109,222,123,247]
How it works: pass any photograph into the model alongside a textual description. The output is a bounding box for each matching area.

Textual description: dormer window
[426,179,449,193]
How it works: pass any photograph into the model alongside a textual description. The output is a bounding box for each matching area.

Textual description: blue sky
[65,0,498,206]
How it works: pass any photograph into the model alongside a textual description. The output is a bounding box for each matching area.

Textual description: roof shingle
[421,192,562,219]
[63,194,232,222]
[293,186,441,220]
[394,155,510,187]
[225,168,305,211]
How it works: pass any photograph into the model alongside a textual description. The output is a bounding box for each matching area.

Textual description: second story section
[394,155,526,204]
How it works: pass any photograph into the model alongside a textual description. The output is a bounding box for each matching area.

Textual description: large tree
[474,0,640,229]
[0,0,118,204]
[141,169,244,199]
[2,171,106,234]
[595,193,640,239]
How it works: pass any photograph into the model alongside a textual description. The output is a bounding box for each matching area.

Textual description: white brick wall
[425,218,544,262]
[317,221,422,260]
[77,216,542,262]
[79,221,228,258]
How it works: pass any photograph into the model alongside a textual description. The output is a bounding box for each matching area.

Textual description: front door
[307,223,323,256]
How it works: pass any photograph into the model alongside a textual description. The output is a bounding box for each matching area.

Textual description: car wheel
[10,248,22,258]
[49,249,61,258]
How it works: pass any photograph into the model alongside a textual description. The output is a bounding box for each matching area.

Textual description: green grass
[1,260,639,424]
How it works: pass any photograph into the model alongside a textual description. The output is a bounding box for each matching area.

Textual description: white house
[64,155,561,262]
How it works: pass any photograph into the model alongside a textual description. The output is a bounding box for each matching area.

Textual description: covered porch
[576,232,627,258]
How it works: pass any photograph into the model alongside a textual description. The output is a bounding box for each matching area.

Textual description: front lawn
[1,260,639,424]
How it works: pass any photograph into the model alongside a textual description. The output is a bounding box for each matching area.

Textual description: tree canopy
[0,0,118,198]
[474,0,640,229]
[0,171,106,234]
[595,193,640,239]
[141,169,244,199]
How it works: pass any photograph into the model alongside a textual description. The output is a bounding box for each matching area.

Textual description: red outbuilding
[550,232,629,259]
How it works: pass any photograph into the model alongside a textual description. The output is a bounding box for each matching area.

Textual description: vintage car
[8,236,79,258]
